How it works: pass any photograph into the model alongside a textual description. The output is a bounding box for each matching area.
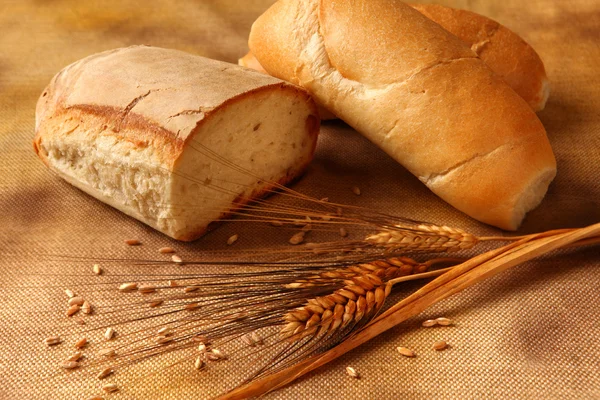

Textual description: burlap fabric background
[1,0,599,398]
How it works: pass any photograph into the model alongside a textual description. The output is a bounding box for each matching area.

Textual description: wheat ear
[281,258,432,340]
[365,224,479,252]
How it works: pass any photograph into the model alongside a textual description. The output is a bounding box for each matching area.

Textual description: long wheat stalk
[221,222,600,399]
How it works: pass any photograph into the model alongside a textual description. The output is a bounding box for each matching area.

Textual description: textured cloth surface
[1,0,599,399]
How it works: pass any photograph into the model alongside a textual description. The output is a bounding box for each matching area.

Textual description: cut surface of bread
[34,46,319,241]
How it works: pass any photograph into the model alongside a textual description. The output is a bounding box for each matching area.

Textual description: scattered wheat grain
[97,367,113,380]
[422,319,438,328]
[185,303,200,311]
[74,317,86,325]
[270,220,284,227]
[149,300,163,308]
[75,338,87,349]
[60,360,79,369]
[433,340,448,351]
[194,356,205,370]
[435,317,453,326]
[139,285,156,294]
[125,239,140,246]
[197,343,206,352]
[159,247,175,254]
[66,305,80,317]
[68,297,85,306]
[104,328,115,340]
[227,234,239,245]
[119,282,138,292]
[102,383,118,393]
[397,347,416,358]
[251,332,263,345]
[185,286,199,293]
[340,227,348,237]
[168,280,178,287]
[98,348,116,357]
[157,336,173,345]
[93,264,102,275]
[158,327,172,336]
[289,232,305,245]
[352,186,361,196]
[44,336,61,346]
[346,366,359,378]
[67,352,82,362]
[171,255,183,263]
[241,334,255,347]
[82,301,92,315]
[65,289,75,298]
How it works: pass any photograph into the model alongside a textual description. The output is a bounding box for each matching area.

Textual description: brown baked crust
[249,0,556,230]
[412,3,549,111]
[34,46,320,240]
[243,3,549,112]
[35,46,317,167]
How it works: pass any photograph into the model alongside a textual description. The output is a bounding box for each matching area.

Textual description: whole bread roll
[34,46,319,241]
[241,3,549,112]
[249,0,556,230]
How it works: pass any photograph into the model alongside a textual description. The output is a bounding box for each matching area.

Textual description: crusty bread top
[412,4,549,111]
[36,46,312,155]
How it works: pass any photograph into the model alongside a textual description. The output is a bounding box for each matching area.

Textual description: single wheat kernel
[139,285,156,294]
[397,347,416,358]
[93,264,102,275]
[289,232,305,245]
[97,367,113,380]
[66,305,80,317]
[422,319,438,328]
[227,234,239,245]
[102,383,118,393]
[339,227,348,237]
[157,336,173,345]
[346,366,359,378]
[197,343,206,353]
[82,301,92,315]
[352,186,361,196]
[241,334,255,347]
[75,338,87,349]
[68,297,85,306]
[194,356,205,370]
[44,336,61,346]
[435,317,453,326]
[60,360,79,369]
[168,280,178,287]
[98,348,116,357]
[251,332,264,345]
[320,197,329,202]
[104,328,115,341]
[321,214,332,221]
[87,397,104,400]
[184,286,199,293]
[171,255,183,263]
[158,327,172,336]
[270,220,284,227]
[433,340,448,351]
[301,224,312,233]
[185,303,200,311]
[125,239,141,246]
[119,283,138,292]
[74,317,86,325]
[159,247,175,254]
[209,349,226,360]
[67,351,82,362]
[149,300,163,308]
[65,289,75,298]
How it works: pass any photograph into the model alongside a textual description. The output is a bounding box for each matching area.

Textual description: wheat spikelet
[281,258,424,340]
[365,224,478,252]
